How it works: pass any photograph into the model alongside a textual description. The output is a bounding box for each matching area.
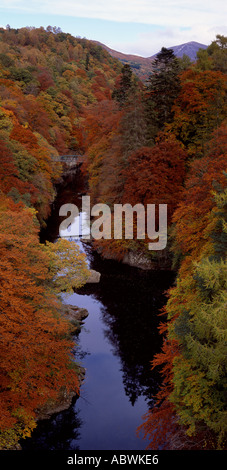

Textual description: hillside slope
[0,26,122,222]
[92,40,153,81]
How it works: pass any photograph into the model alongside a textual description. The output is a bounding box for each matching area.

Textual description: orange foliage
[172,123,227,273]
[10,123,39,150]
[139,124,227,449]
[169,69,227,156]
[0,197,79,439]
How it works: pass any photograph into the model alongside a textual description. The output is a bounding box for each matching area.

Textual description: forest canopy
[0,26,226,449]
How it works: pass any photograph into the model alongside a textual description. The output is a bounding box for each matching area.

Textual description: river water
[21,172,174,451]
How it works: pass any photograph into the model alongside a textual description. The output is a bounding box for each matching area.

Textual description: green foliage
[9,67,33,84]
[8,139,38,182]
[0,26,226,450]
[170,258,227,446]
[210,183,227,261]
[0,52,14,67]
[44,238,90,294]
[196,34,227,73]
[177,54,193,72]
[112,64,133,106]
[166,170,227,447]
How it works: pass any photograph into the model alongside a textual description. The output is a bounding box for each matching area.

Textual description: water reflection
[23,172,174,450]
[76,252,173,409]
[22,397,83,450]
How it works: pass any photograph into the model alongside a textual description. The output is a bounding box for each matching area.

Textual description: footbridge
[53,154,85,167]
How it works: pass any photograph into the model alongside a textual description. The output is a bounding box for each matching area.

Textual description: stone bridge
[53,154,85,168]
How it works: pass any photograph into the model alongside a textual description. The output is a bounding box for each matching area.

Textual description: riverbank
[37,304,89,418]
[4,304,90,451]
[88,240,172,271]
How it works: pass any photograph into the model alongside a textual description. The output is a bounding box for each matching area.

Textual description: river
[21,171,174,451]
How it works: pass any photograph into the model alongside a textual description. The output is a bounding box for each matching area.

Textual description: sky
[0,0,226,57]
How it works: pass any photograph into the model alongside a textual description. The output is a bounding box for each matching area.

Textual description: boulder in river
[122,250,154,270]
[86,269,101,283]
[61,304,89,333]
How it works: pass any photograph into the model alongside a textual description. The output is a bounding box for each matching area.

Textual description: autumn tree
[0,26,124,449]
[44,238,89,294]
[123,135,186,220]
[168,69,227,157]
[0,138,36,203]
[0,197,89,448]
[139,126,227,450]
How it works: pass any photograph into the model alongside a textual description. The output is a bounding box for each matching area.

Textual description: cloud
[0,0,226,29]
[139,24,227,56]
[1,1,226,57]
[106,23,227,57]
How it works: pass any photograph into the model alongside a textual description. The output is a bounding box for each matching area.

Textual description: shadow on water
[77,254,173,409]
[21,171,175,450]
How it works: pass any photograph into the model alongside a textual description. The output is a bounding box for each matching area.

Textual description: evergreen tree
[168,173,227,448]
[170,257,227,447]
[145,47,180,143]
[112,64,133,106]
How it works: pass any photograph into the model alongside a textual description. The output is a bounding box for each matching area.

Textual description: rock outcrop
[86,269,101,283]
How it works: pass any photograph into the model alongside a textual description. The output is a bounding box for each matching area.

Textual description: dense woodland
[0,27,226,449]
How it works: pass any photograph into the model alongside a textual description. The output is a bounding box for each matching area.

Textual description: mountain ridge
[92,40,154,81]
[149,41,207,61]
[93,40,207,81]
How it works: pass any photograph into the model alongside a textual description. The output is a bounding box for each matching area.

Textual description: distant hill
[93,41,208,81]
[149,41,207,61]
[92,41,154,81]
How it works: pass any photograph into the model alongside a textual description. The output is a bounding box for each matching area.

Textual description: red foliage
[172,123,227,266]
[53,128,68,154]
[10,123,39,150]
[123,136,187,221]
[37,69,55,91]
